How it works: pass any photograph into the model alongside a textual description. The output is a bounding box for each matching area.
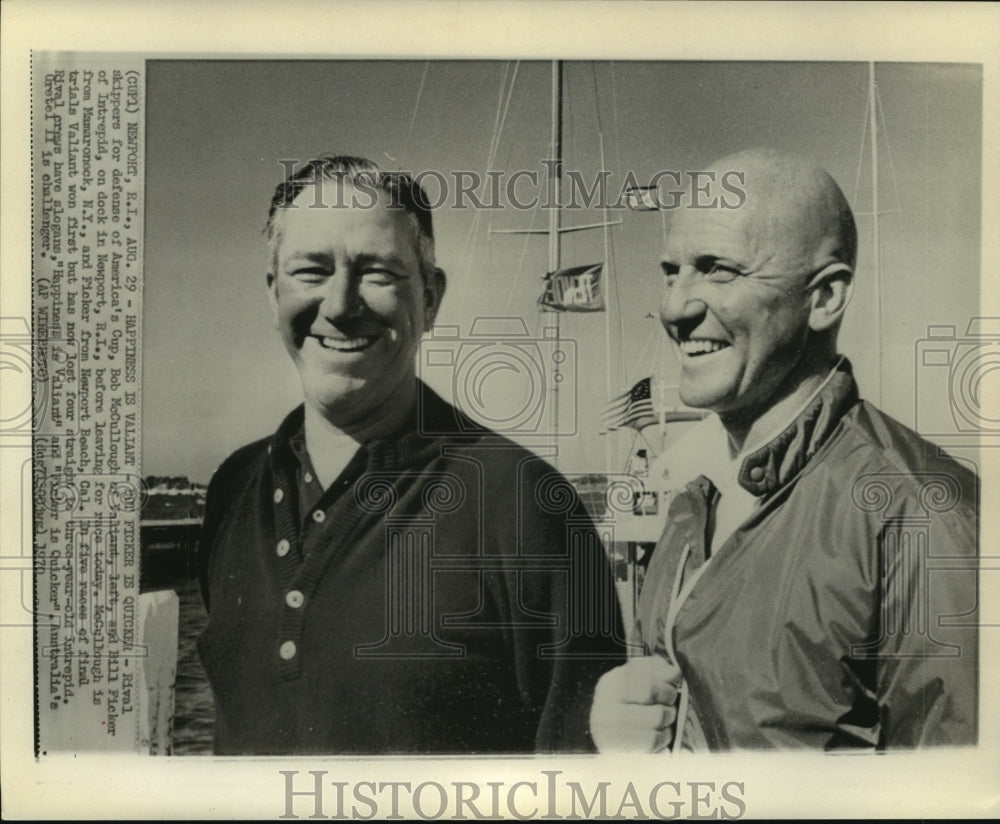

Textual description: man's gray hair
[265,154,438,282]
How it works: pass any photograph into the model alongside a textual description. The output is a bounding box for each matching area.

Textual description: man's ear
[266,271,280,327]
[807,263,854,332]
[423,267,447,332]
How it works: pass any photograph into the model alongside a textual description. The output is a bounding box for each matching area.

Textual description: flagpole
[599,131,615,476]
[659,330,668,450]
[549,60,563,467]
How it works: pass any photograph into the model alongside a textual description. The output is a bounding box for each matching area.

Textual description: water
[171,577,214,754]
[143,574,214,755]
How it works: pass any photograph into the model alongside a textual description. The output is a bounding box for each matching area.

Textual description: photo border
[2,1,998,819]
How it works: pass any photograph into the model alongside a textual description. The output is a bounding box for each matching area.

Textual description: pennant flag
[625,185,659,211]
[539,263,605,313]
[601,376,657,431]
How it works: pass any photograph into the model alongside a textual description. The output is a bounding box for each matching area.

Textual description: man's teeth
[680,339,728,355]
[317,335,377,352]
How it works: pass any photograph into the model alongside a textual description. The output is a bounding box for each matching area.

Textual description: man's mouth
[312,334,381,353]
[679,338,730,357]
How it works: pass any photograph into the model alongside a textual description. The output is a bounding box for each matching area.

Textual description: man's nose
[319,272,363,320]
[659,266,707,327]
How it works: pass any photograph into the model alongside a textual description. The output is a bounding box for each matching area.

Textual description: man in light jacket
[590,148,978,751]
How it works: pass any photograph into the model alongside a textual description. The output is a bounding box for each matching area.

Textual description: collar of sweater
[267,380,493,477]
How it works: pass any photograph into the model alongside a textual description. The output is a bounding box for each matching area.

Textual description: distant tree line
[144,475,206,491]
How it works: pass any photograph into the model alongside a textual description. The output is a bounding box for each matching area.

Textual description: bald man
[590,149,978,751]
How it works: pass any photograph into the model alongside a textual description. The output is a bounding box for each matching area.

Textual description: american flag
[601,376,657,431]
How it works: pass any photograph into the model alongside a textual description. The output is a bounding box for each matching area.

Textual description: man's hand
[589,656,681,752]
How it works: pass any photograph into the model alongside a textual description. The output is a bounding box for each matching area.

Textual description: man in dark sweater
[197,155,627,754]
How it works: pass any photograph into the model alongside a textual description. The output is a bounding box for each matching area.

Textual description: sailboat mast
[549,60,563,461]
[869,61,883,407]
[494,61,620,467]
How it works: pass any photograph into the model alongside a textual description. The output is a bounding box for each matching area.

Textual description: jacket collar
[736,359,859,497]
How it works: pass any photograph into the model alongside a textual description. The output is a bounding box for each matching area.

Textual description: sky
[142,60,982,483]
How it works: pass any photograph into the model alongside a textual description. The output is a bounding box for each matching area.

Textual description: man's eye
[661,264,679,286]
[290,267,327,282]
[362,269,399,285]
[705,262,741,282]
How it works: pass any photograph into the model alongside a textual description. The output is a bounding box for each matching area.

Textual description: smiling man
[590,148,978,751]
[197,155,626,754]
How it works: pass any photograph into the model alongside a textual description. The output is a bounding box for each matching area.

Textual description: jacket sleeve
[874,476,979,747]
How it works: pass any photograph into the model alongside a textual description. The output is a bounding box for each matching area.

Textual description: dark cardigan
[198,384,628,754]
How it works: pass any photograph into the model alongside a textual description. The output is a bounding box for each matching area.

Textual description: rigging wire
[629,319,661,387]
[588,63,605,136]
[457,61,511,278]
[491,62,520,169]
[608,228,628,377]
[503,161,541,317]
[599,61,640,393]
[875,82,904,217]
[636,427,658,460]
[399,61,430,170]
[589,65,627,358]
[490,62,512,160]
[851,69,871,211]
[461,62,512,266]
[456,61,521,307]
[591,62,628,473]
[610,61,623,176]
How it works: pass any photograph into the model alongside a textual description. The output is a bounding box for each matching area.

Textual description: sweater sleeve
[499,457,629,752]
[198,441,265,612]
[534,532,630,752]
